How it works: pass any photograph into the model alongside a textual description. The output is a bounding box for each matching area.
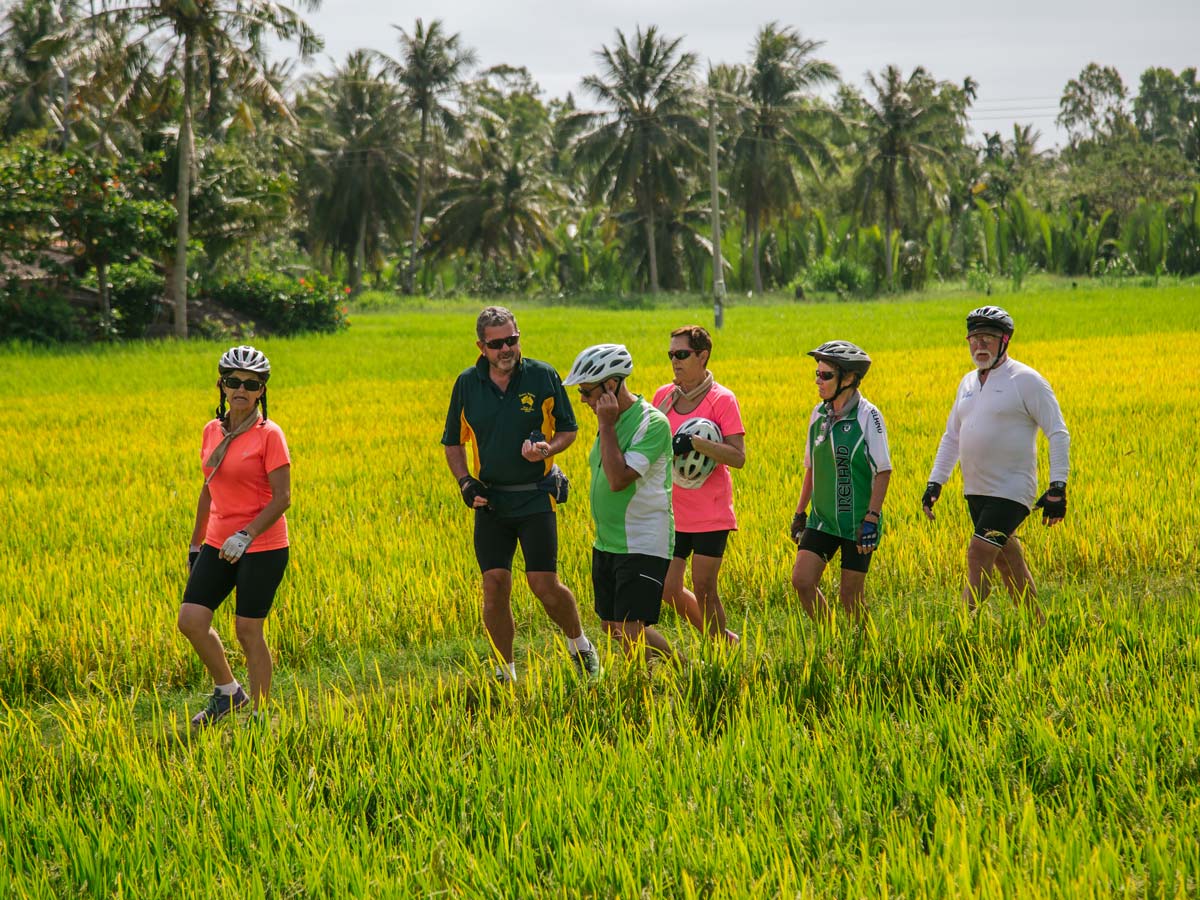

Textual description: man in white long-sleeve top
[922,306,1070,623]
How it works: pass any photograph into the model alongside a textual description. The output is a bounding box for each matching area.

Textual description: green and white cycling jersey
[588,395,674,559]
[803,393,892,540]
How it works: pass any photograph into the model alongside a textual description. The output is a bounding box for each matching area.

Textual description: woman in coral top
[178,345,291,727]
[653,326,747,643]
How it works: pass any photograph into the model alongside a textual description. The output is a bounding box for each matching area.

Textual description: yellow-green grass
[0,285,1198,897]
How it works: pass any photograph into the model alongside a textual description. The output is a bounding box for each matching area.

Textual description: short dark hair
[476,306,517,340]
[670,325,712,355]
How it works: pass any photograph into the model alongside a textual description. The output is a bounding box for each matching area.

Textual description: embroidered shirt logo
[519,392,536,413]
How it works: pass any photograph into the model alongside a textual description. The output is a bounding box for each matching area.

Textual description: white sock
[503,662,517,681]
[568,634,594,655]
[216,681,240,696]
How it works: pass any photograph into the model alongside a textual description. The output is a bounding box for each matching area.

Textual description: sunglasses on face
[222,376,265,392]
[667,349,695,361]
[578,384,602,400]
[483,334,520,350]
[815,370,838,382]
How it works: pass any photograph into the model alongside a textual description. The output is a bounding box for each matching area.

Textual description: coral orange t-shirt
[200,417,291,551]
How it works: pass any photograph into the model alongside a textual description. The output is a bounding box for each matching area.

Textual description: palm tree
[728,23,838,293]
[53,0,322,337]
[297,51,412,291]
[430,117,561,265]
[851,65,955,290]
[571,25,704,294]
[381,18,477,294]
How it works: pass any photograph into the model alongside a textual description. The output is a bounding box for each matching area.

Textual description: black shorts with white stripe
[591,548,669,625]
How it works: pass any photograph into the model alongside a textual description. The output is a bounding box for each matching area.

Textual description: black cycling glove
[790,510,807,544]
[672,432,695,456]
[1034,482,1067,522]
[458,475,487,509]
[922,481,942,511]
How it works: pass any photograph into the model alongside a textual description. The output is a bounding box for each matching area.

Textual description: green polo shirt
[442,356,577,518]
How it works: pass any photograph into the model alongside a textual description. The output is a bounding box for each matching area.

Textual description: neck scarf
[204,411,261,485]
[656,371,714,414]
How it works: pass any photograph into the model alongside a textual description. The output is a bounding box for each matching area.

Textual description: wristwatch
[1048,481,1066,491]
[864,509,882,519]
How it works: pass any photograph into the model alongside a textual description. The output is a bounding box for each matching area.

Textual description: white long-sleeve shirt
[928,357,1070,510]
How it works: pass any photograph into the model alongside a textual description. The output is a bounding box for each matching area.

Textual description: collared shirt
[928,357,1070,509]
[588,395,674,559]
[442,356,577,517]
[803,393,892,541]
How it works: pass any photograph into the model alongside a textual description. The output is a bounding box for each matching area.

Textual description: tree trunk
[646,203,659,294]
[97,259,109,319]
[172,46,194,338]
[350,205,366,292]
[752,212,763,295]
[406,111,429,295]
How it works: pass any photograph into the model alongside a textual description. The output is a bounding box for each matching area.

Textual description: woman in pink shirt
[178,345,292,727]
[653,326,747,643]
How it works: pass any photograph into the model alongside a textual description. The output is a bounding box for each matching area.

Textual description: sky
[292,0,1198,148]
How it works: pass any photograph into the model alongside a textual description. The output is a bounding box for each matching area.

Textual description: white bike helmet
[966,306,1014,336]
[672,417,722,489]
[563,343,633,385]
[218,345,271,379]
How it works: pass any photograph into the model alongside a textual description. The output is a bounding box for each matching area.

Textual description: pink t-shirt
[200,418,291,551]
[652,381,745,532]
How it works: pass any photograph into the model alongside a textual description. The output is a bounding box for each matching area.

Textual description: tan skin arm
[242,465,291,539]
[690,433,745,469]
[445,444,488,508]
[190,485,212,547]
[595,390,641,492]
[856,470,892,554]
[521,430,578,462]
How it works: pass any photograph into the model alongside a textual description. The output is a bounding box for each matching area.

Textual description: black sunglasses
[815,370,838,382]
[222,376,265,392]
[483,334,520,350]
[667,350,696,361]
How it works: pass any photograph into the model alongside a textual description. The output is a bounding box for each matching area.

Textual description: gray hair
[476,306,517,340]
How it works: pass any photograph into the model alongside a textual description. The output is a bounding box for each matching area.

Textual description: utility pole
[708,95,726,330]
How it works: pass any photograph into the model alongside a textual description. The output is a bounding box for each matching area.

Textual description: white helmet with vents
[672,417,722,489]
[218,345,271,379]
[563,343,633,385]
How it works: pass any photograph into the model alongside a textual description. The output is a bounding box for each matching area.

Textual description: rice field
[1,285,1198,897]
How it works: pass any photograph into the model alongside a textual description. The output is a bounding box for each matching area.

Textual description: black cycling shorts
[673,530,731,560]
[592,549,669,625]
[797,528,872,574]
[473,509,558,573]
[966,495,1030,548]
[183,544,289,619]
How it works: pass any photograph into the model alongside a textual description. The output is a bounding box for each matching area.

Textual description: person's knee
[481,570,512,606]
[967,538,1001,568]
[792,565,818,594]
[234,617,265,649]
[177,606,208,639]
[526,571,563,602]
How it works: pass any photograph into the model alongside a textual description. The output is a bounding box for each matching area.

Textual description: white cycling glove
[220,530,253,562]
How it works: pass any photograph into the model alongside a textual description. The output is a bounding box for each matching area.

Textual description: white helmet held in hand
[563,343,633,385]
[672,417,722,489]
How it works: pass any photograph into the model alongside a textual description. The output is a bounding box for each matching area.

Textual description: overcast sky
[293,0,1198,147]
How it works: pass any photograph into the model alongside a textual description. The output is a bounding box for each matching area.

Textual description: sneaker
[571,646,603,681]
[724,628,740,645]
[493,665,517,684]
[190,686,249,727]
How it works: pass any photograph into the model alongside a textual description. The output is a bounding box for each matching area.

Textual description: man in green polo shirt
[442,306,599,682]
[564,343,676,662]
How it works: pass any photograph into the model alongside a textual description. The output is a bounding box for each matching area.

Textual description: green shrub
[206,271,350,336]
[802,257,870,294]
[0,282,87,344]
[107,260,166,339]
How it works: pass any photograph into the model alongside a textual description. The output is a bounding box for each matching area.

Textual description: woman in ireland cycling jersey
[790,341,891,620]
